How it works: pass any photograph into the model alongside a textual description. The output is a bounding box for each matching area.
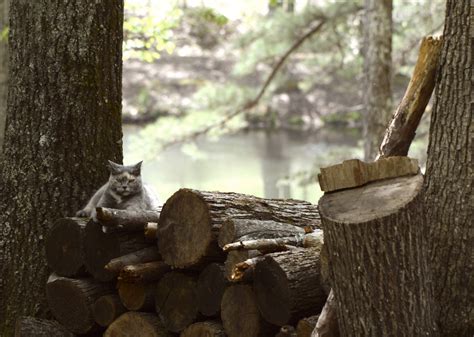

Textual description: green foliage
[0,26,7,42]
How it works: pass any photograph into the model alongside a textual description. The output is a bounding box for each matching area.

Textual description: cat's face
[107,160,143,196]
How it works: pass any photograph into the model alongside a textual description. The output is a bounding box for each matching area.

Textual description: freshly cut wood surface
[180,321,227,337]
[254,248,326,325]
[230,255,266,282]
[155,272,200,333]
[96,207,161,230]
[197,263,228,316]
[104,312,170,337]
[119,260,170,283]
[157,189,320,268]
[118,280,155,311]
[14,317,75,337]
[224,250,261,282]
[105,246,161,275]
[45,217,87,277]
[93,294,127,327]
[46,274,114,334]
[318,156,419,192]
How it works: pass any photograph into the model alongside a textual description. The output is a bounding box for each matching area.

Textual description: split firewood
[96,207,161,230]
[119,260,170,283]
[92,294,127,328]
[230,256,266,282]
[104,246,161,276]
[224,250,262,282]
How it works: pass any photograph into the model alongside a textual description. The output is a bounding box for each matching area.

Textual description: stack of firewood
[30,189,331,337]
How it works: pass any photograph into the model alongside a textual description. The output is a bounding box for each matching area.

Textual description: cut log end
[93,294,127,327]
[104,312,170,337]
[197,263,228,316]
[180,321,226,337]
[118,280,155,311]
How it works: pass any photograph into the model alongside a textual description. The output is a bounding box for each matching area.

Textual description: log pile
[35,189,333,337]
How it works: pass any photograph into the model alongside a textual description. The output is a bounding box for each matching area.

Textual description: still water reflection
[123,127,362,204]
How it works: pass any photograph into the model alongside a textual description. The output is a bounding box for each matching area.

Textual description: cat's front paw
[76,209,90,218]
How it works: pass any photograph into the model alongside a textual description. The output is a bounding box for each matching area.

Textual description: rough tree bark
[0,0,7,158]
[0,1,123,334]
[423,1,473,335]
[363,0,393,160]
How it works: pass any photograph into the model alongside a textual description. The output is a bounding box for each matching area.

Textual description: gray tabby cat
[76,160,160,220]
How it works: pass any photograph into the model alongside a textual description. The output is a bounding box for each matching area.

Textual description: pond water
[123,126,363,204]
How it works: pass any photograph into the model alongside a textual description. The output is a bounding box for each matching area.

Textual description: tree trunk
[363,0,393,160]
[422,1,473,335]
[221,284,277,337]
[154,272,200,333]
[253,248,327,326]
[0,1,123,334]
[319,174,438,336]
[0,0,7,159]
[45,217,88,277]
[46,274,114,335]
[104,312,171,337]
[92,294,127,328]
[14,317,75,337]
[180,321,226,337]
[158,189,320,268]
[196,263,228,317]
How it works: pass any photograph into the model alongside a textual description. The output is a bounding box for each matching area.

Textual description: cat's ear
[107,160,123,175]
[131,161,143,176]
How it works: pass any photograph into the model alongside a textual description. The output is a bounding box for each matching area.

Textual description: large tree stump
[45,217,87,277]
[84,220,150,281]
[14,317,75,337]
[253,248,326,326]
[118,280,155,311]
[93,294,127,327]
[218,219,308,248]
[119,261,170,283]
[157,189,320,268]
[96,207,161,231]
[197,263,229,316]
[180,321,227,337]
[104,312,170,337]
[105,246,161,276]
[155,272,200,333]
[319,174,437,336]
[221,284,277,337]
[46,274,114,334]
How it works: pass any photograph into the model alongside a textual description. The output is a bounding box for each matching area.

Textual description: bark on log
[84,220,150,281]
[158,189,320,268]
[104,312,170,337]
[46,274,114,334]
[319,174,437,336]
[45,217,88,277]
[96,207,161,230]
[14,317,75,337]
[224,250,262,282]
[118,280,155,311]
[218,219,308,248]
[311,290,339,337]
[317,157,419,192]
[105,246,161,276]
[119,261,170,283]
[93,294,127,327]
[180,321,227,337]
[221,284,277,337]
[297,316,319,337]
[223,230,324,253]
[254,248,327,325]
[377,36,442,159]
[155,271,200,333]
[197,263,229,316]
[145,222,158,241]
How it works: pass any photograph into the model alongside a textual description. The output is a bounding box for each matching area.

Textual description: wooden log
[275,325,297,337]
[230,255,265,282]
[197,263,229,316]
[319,174,437,336]
[45,217,87,277]
[254,248,327,325]
[145,222,158,241]
[296,316,319,337]
[155,271,200,333]
[317,156,419,192]
[158,189,321,268]
[218,219,309,248]
[15,317,75,337]
[96,207,161,230]
[224,250,262,282]
[180,321,227,337]
[105,246,161,276]
[104,312,170,337]
[46,274,114,334]
[223,230,324,253]
[312,290,339,337]
[221,284,277,337]
[118,280,155,311]
[84,220,150,281]
[119,260,170,283]
[93,294,127,327]
[378,36,442,159]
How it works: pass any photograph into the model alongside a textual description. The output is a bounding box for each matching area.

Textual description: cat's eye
[129,178,136,182]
